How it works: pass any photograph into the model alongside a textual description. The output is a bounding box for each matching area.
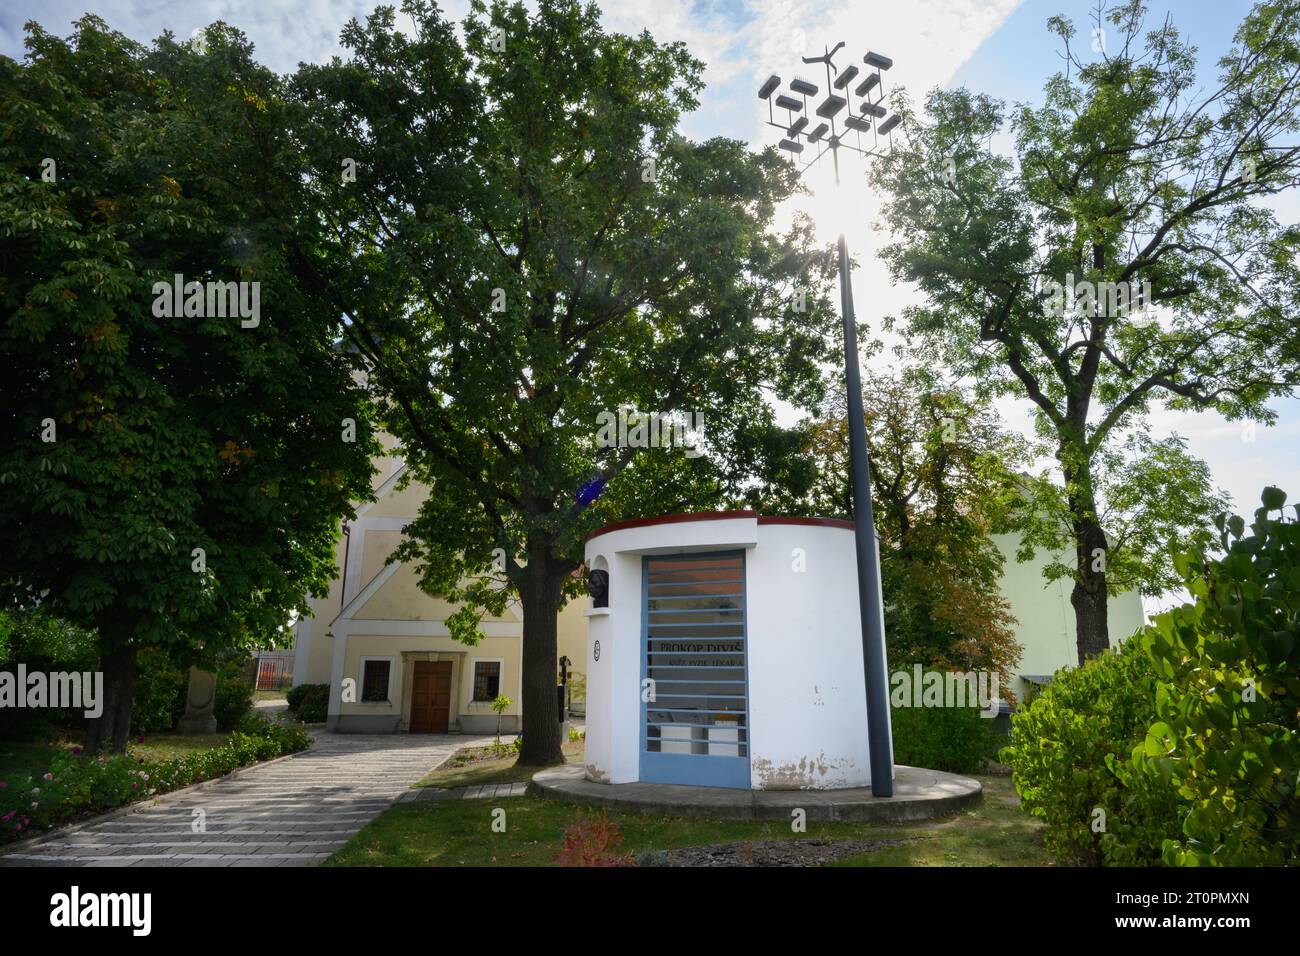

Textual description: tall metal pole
[761,44,897,796]
[837,234,893,797]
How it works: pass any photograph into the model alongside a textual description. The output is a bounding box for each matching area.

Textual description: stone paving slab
[396,781,528,804]
[528,764,982,822]
[0,731,492,868]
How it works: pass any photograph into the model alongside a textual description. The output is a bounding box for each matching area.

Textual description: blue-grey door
[640,551,750,788]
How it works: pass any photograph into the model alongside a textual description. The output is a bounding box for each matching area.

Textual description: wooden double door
[410,661,452,733]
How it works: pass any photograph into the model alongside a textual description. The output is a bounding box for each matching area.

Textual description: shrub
[287,684,329,722]
[285,683,314,712]
[1000,638,1179,865]
[0,610,97,741]
[0,714,311,842]
[889,674,999,774]
[237,712,311,754]
[553,811,635,867]
[1116,488,1299,866]
[130,649,188,735]
[212,661,254,731]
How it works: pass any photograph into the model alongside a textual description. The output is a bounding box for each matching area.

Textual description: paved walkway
[252,697,290,718]
[0,731,489,868]
[398,781,528,803]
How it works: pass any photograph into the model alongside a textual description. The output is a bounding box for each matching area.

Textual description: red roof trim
[585,510,756,541]
[757,515,855,531]
[585,510,853,542]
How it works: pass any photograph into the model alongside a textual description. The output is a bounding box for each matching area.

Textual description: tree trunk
[1069,505,1111,666]
[1071,574,1110,665]
[85,644,138,754]
[516,561,564,766]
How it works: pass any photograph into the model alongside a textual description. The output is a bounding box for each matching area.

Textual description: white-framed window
[359,656,395,703]
[470,658,504,702]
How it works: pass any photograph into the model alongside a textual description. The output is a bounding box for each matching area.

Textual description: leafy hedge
[1003,487,1298,867]
[286,683,329,723]
[213,662,255,731]
[1114,488,1299,866]
[0,610,97,741]
[130,649,189,734]
[0,713,310,843]
[1000,637,1179,865]
[890,693,999,774]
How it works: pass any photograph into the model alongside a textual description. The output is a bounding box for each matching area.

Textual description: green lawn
[327,771,1051,867]
[830,774,1053,866]
[0,732,232,780]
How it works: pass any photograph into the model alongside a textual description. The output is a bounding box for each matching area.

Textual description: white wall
[745,523,874,789]
[584,517,758,784]
[584,515,882,790]
[581,607,616,781]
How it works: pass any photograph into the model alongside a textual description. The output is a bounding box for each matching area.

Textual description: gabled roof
[332,558,402,626]
[355,462,410,518]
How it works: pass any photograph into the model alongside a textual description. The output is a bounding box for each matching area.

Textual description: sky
[3,0,1296,561]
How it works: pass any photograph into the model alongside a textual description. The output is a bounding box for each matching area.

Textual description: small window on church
[472,661,501,702]
[361,659,391,702]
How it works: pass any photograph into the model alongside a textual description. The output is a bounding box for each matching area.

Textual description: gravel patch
[651,837,913,867]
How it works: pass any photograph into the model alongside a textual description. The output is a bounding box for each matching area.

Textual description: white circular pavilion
[582,510,892,790]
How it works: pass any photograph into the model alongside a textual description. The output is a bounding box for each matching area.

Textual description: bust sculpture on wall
[588,568,609,608]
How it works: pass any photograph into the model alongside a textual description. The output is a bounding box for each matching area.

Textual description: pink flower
[130,782,138,790]
[2,811,14,822]
[0,780,7,789]
[72,747,82,756]
[12,823,19,832]
[42,772,53,781]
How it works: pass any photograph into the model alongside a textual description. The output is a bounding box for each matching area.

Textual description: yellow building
[291,440,587,734]
[992,533,1147,701]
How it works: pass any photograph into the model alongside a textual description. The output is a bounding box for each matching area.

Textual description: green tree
[798,370,1027,684]
[0,18,379,751]
[491,693,512,745]
[869,0,1300,664]
[1013,431,1228,604]
[289,0,841,764]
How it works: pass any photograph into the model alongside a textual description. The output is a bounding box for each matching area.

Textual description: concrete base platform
[528,764,981,822]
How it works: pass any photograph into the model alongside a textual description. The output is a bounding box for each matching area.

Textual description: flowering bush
[0,714,311,842]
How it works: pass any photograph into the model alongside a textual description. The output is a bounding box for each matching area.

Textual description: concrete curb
[527,764,983,822]
[0,740,313,857]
